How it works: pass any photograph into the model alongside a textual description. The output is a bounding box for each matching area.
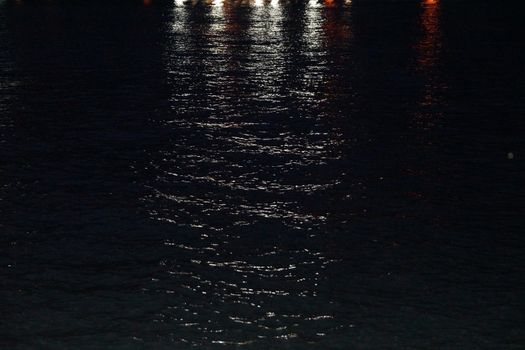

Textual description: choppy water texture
[1,0,524,348]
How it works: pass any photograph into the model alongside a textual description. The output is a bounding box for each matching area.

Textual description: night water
[1,0,524,348]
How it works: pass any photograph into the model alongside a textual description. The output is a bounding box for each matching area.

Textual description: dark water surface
[1,0,524,348]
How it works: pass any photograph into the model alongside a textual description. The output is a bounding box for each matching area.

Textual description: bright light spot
[254,0,264,7]
[508,152,515,160]
[308,0,321,8]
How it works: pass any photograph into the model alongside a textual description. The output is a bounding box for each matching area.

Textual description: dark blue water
[1,0,524,348]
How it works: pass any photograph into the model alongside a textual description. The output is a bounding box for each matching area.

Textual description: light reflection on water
[412,0,443,131]
[1,0,523,348]
[142,0,352,345]
[152,0,345,230]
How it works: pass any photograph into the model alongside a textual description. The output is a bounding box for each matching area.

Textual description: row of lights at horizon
[160,0,438,6]
[143,0,354,7]
[9,0,435,6]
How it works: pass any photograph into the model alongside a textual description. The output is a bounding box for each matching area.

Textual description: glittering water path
[1,1,524,348]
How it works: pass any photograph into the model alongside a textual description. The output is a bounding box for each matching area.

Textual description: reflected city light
[4,0,521,348]
[245,0,285,103]
[417,0,441,71]
[324,0,335,8]
[308,0,322,9]
[413,0,443,129]
[305,0,324,51]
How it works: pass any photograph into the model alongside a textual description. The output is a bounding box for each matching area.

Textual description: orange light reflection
[413,0,443,130]
[324,0,335,8]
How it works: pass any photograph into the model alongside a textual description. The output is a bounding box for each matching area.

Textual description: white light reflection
[210,0,225,34]
[245,0,285,103]
[170,0,189,35]
[302,0,328,97]
[212,0,223,7]
[145,0,346,343]
[152,242,341,344]
[305,0,324,50]
[308,0,322,8]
